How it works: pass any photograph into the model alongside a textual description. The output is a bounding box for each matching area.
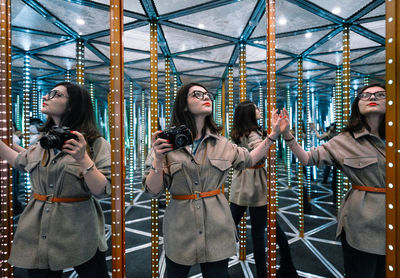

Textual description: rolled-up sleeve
[230,142,252,171]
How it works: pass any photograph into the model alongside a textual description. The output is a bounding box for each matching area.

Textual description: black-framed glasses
[190,90,214,101]
[358,91,386,100]
[46,90,68,100]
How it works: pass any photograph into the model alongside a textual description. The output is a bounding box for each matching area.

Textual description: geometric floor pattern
[13,162,345,277]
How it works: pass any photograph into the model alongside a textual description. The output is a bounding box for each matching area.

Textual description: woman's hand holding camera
[152,131,173,162]
[62,131,89,163]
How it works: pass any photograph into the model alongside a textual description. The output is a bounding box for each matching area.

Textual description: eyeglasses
[46,90,68,100]
[358,91,386,100]
[190,90,214,101]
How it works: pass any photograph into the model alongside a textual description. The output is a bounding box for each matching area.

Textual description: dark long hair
[39,82,101,144]
[342,83,386,139]
[170,83,221,138]
[230,100,261,144]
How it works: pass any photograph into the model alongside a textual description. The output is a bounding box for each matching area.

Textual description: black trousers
[26,250,109,278]
[341,232,385,278]
[230,203,268,278]
[165,256,228,278]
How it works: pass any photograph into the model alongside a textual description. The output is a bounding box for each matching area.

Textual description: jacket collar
[353,127,382,142]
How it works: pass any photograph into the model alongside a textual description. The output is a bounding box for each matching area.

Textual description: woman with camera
[143,83,283,278]
[281,83,387,278]
[0,82,111,277]
[230,100,298,278]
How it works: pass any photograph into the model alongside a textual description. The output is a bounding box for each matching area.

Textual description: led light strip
[76,39,85,85]
[297,57,304,238]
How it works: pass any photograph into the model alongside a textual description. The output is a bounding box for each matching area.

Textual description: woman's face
[41,85,69,118]
[186,85,212,116]
[358,86,386,117]
[254,105,262,120]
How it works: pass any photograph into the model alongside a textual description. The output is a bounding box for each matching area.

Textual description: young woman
[281,83,386,278]
[143,83,282,278]
[230,100,298,278]
[1,82,111,278]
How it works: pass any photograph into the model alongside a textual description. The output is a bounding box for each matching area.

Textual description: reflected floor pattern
[13,162,344,277]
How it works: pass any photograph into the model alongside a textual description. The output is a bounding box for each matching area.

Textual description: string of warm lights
[297,57,304,238]
[109,1,126,276]
[266,1,277,275]
[149,20,159,278]
[385,2,399,275]
[65,70,71,82]
[164,58,171,206]
[238,46,247,261]
[76,39,85,85]
[227,67,234,201]
[0,1,14,275]
[342,26,350,195]
[258,85,264,127]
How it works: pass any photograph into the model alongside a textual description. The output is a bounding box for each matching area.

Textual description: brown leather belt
[172,189,221,200]
[250,163,265,169]
[352,185,386,193]
[33,193,91,203]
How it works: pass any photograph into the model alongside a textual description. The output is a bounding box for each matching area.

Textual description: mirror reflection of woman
[143,83,282,278]
[0,82,111,277]
[281,84,387,278]
[230,101,298,278]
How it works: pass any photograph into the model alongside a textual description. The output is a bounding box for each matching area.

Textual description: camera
[158,125,193,150]
[40,126,79,150]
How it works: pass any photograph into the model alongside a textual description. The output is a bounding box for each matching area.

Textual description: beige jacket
[230,131,268,207]
[143,129,252,265]
[287,128,386,255]
[8,137,111,270]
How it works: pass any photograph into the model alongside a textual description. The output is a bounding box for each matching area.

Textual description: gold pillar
[0,0,13,275]
[227,67,234,201]
[76,38,85,85]
[385,0,400,276]
[149,20,159,278]
[109,1,126,277]
[266,0,277,275]
[164,59,171,206]
[297,57,304,238]
[342,25,350,199]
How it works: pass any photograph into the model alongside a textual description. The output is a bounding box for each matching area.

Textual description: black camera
[40,126,79,150]
[158,125,193,150]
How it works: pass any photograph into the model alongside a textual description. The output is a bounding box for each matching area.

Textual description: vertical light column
[297,57,304,238]
[65,70,71,82]
[239,43,246,102]
[149,20,159,278]
[109,1,126,276]
[364,76,370,86]
[164,59,171,207]
[385,0,399,276]
[129,81,135,205]
[172,74,178,108]
[286,87,292,188]
[221,81,226,137]
[227,67,234,200]
[266,1,277,275]
[305,82,311,201]
[141,90,145,178]
[32,79,38,118]
[342,25,351,196]
[76,39,85,85]
[238,43,247,261]
[23,54,31,201]
[335,67,344,210]
[258,85,264,127]
[165,58,171,128]
[89,82,95,106]
[0,1,13,275]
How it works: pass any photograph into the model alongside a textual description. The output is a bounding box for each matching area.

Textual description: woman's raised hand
[152,131,173,161]
[270,108,282,139]
[279,108,291,137]
[63,131,87,162]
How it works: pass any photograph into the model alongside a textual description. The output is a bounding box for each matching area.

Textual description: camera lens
[175,134,188,148]
[40,135,61,150]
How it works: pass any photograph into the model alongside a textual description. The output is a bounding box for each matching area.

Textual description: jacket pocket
[210,159,232,172]
[343,156,378,169]
[64,163,84,178]
[166,162,183,176]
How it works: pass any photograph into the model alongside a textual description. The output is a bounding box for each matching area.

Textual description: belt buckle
[46,194,54,203]
[194,191,201,200]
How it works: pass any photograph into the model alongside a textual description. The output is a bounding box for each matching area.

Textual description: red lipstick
[204,102,211,106]
[368,102,377,106]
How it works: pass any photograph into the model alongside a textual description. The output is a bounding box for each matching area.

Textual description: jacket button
[45,208,50,213]
[49,184,54,188]
[194,181,198,185]
[42,235,46,239]
[199,231,202,234]
[52,160,57,164]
